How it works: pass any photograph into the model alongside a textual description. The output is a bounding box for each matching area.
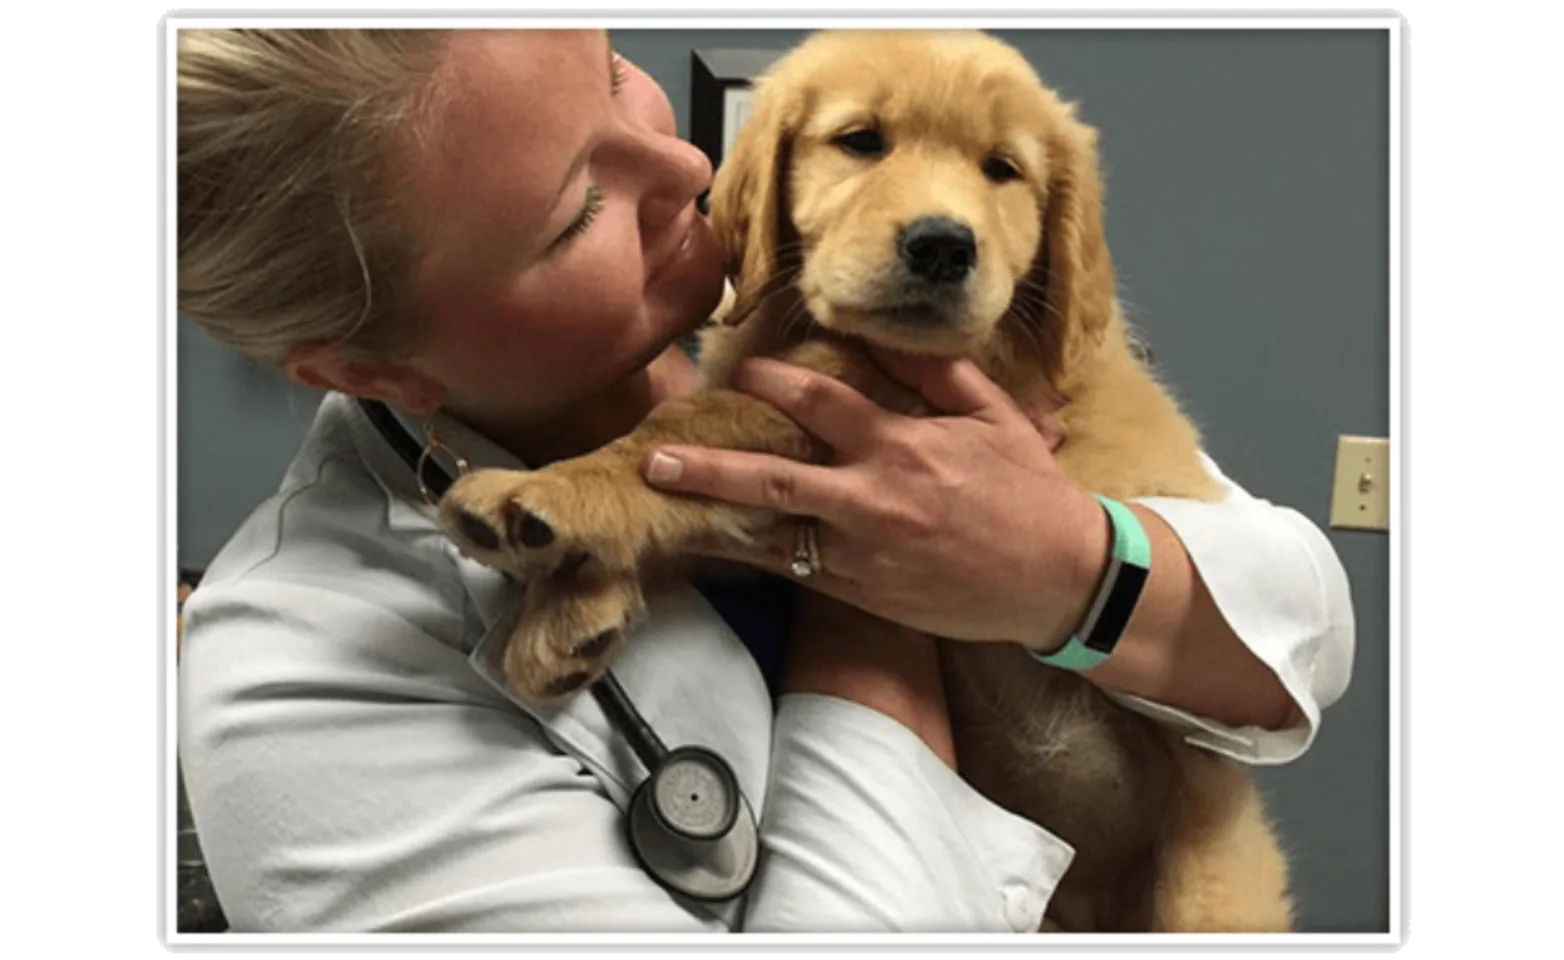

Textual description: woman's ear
[284,342,445,416]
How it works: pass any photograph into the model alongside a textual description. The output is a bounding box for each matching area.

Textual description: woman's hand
[641,352,1108,651]
[643,351,1301,731]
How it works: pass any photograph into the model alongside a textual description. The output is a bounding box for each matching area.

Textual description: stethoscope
[358,399,760,902]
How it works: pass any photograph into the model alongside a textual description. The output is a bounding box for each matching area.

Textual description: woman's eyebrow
[546,37,618,214]
[548,146,592,213]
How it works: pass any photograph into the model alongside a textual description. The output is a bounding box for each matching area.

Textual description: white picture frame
[721,85,755,161]
[690,47,783,175]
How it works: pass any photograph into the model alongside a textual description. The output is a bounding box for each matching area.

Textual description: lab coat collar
[339,391,532,533]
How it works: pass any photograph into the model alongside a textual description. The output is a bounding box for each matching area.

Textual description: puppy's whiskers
[1007,307,1048,357]
[747,280,798,318]
[777,298,815,341]
[1016,276,1064,323]
[732,263,804,323]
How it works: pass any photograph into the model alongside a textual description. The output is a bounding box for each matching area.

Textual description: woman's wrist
[1081,503,1298,729]
[1019,484,1115,655]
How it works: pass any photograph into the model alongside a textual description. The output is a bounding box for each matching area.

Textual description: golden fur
[440,30,1291,932]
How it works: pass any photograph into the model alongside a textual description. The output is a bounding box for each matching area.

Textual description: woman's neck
[481,346,699,467]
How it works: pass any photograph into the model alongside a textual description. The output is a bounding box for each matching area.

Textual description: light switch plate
[1330,435,1390,532]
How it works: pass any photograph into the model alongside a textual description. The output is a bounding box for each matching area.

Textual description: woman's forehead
[408,30,611,290]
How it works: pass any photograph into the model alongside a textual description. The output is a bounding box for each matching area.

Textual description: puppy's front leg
[442,386,827,576]
[439,386,827,699]
[499,568,649,700]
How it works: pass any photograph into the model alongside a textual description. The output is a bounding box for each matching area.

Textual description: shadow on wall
[178,316,325,569]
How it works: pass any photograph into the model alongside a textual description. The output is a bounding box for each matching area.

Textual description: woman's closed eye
[610,52,630,95]
[551,184,605,251]
[545,53,632,255]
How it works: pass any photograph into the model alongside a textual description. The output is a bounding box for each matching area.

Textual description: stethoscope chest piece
[628,746,759,902]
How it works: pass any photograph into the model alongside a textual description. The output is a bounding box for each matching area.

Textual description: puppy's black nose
[899,217,977,285]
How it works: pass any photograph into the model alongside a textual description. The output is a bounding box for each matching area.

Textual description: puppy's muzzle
[898,217,977,285]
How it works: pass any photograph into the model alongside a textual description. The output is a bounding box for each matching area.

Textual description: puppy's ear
[707,77,804,327]
[1031,111,1117,385]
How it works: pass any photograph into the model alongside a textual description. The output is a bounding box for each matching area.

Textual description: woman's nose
[632,133,714,232]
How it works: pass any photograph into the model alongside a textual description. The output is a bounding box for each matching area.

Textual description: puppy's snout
[898,217,977,285]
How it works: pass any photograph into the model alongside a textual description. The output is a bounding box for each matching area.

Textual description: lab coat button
[1002,885,1046,932]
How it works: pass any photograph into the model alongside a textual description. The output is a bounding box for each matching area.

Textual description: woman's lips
[645,208,698,287]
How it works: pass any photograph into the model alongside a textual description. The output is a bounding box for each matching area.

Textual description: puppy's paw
[440,462,647,579]
[502,572,647,703]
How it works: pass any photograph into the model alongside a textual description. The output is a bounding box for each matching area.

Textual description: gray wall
[178,28,1390,933]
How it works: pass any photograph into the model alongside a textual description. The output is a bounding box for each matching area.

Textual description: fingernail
[647,451,684,485]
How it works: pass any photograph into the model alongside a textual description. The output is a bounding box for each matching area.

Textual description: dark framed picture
[690,47,785,207]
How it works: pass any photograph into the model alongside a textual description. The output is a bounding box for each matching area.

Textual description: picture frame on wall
[690,47,785,210]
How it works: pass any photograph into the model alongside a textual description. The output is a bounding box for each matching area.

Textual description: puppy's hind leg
[1151,752,1294,933]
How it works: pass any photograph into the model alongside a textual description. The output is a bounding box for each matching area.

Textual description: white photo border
[152,5,1426,956]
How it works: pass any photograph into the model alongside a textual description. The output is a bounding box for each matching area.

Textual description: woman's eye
[555,184,605,249]
[610,53,630,95]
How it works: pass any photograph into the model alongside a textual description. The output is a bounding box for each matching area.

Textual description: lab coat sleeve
[742,693,1075,933]
[1122,452,1357,765]
[178,577,726,933]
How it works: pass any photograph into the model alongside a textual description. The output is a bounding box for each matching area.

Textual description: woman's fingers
[1024,392,1070,452]
[874,347,1068,450]
[868,348,1021,422]
[729,357,894,455]
[643,445,859,529]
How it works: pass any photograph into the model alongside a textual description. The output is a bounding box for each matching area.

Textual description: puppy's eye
[982,155,1024,184]
[834,129,888,158]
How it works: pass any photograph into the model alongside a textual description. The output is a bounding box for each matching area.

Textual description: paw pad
[504,502,556,549]
[570,630,617,659]
[455,510,501,551]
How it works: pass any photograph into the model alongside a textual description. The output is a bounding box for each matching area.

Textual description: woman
[177,28,1354,932]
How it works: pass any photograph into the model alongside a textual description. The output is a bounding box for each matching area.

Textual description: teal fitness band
[1029,494,1152,672]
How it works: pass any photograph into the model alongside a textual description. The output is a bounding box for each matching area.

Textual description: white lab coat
[178,390,1354,933]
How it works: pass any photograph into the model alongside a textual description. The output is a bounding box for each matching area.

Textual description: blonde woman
[177,28,1353,932]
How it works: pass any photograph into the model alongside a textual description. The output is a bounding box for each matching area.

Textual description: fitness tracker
[1029,494,1151,672]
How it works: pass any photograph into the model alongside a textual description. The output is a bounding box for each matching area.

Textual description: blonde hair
[177,29,450,364]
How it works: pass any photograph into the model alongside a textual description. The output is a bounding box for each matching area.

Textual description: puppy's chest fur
[699,293,1225,932]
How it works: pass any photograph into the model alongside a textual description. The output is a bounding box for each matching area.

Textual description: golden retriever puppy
[440,29,1292,932]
